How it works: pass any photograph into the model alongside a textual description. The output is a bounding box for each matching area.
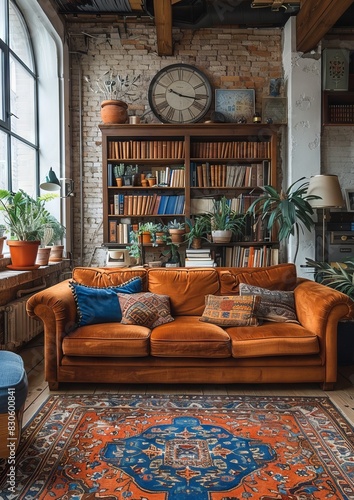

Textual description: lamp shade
[307,174,343,208]
[40,168,61,192]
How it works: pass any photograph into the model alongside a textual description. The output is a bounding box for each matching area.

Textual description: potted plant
[185,215,211,249]
[209,196,245,243]
[167,219,186,243]
[306,257,354,365]
[0,224,6,258]
[127,229,142,265]
[0,189,51,269]
[247,178,320,262]
[85,70,141,124]
[161,240,181,267]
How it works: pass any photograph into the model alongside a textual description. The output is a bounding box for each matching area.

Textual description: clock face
[148,64,212,124]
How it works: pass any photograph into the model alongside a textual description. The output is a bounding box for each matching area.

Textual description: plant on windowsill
[85,70,141,124]
[208,196,245,243]
[0,189,52,269]
[0,224,6,258]
[247,178,320,263]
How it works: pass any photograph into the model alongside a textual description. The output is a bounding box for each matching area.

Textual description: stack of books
[185,248,215,267]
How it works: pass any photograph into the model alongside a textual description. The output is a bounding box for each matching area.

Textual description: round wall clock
[148,63,212,124]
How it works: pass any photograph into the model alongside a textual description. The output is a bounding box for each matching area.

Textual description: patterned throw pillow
[199,295,261,327]
[117,292,174,329]
[239,283,299,323]
[69,277,142,326]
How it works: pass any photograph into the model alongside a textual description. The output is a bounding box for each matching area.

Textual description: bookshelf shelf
[100,123,280,264]
[322,91,354,125]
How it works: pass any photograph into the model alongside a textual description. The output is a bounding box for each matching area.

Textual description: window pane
[10,54,36,143]
[9,1,33,70]
[0,0,6,42]
[0,48,4,122]
[0,130,8,189]
[11,136,36,194]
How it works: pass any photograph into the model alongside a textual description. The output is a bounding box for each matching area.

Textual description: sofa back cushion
[217,263,297,295]
[72,267,148,289]
[147,268,220,316]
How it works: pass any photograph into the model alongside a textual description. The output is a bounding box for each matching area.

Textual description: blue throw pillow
[69,277,142,326]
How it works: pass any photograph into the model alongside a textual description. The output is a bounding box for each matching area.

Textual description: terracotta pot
[212,230,232,243]
[0,236,6,258]
[101,100,128,124]
[36,247,52,266]
[140,232,152,244]
[169,229,185,243]
[148,177,156,187]
[191,237,202,249]
[155,232,165,244]
[49,245,64,262]
[7,240,40,269]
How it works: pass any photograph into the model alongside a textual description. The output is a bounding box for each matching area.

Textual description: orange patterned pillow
[200,295,261,327]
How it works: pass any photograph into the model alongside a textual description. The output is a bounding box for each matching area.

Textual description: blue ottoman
[0,351,28,459]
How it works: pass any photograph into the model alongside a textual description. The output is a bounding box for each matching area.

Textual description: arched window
[0,0,38,195]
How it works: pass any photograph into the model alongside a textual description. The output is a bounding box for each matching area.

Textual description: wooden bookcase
[100,123,280,266]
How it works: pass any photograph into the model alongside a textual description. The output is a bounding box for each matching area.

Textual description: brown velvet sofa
[26,263,353,391]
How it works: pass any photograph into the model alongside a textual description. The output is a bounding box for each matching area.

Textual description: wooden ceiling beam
[296,0,354,53]
[153,0,173,56]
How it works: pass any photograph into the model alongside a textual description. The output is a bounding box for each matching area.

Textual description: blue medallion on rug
[101,416,275,499]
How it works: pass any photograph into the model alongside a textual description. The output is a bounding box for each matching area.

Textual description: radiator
[0,295,43,350]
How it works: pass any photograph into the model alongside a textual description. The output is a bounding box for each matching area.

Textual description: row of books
[109,222,134,244]
[107,139,271,161]
[150,166,185,187]
[108,140,185,160]
[191,141,271,159]
[224,245,279,268]
[185,248,215,267]
[328,104,354,124]
[111,194,185,216]
[191,161,270,188]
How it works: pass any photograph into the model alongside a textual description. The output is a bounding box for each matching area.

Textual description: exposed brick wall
[67,23,283,266]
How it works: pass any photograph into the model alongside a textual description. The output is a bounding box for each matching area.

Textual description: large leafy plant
[306,258,354,301]
[247,178,320,262]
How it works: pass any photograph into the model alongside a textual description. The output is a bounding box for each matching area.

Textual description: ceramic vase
[101,100,128,124]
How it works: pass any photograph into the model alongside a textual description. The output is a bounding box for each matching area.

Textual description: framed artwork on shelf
[344,189,354,212]
[262,97,287,124]
[215,89,255,122]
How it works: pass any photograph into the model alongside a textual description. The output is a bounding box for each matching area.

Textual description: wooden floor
[19,334,354,428]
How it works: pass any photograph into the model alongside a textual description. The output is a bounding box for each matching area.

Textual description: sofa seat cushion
[227,322,319,358]
[218,263,297,295]
[150,316,231,358]
[62,323,150,357]
[147,268,220,316]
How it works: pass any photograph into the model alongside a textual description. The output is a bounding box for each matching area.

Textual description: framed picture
[344,189,354,211]
[215,89,255,122]
[262,97,287,124]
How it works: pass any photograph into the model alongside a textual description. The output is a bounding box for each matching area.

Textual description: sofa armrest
[26,279,76,384]
[294,280,353,383]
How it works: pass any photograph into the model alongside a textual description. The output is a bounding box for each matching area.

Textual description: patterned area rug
[0,394,353,499]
